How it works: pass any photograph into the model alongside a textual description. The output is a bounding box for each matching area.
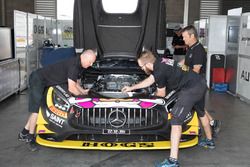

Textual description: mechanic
[122,50,214,167]
[18,49,96,151]
[172,27,187,62]
[179,25,221,140]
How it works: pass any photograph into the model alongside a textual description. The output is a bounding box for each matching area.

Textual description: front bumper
[36,87,199,150]
[36,134,198,150]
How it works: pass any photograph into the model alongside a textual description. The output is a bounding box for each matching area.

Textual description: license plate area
[102,129,130,135]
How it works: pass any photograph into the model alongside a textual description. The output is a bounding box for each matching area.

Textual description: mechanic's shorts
[193,94,205,116]
[170,78,207,125]
[28,71,46,113]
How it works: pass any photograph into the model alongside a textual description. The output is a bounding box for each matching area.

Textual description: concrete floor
[0,90,250,167]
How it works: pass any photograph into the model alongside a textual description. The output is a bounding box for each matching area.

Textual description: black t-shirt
[152,58,185,91]
[172,34,186,55]
[37,56,85,86]
[185,42,207,74]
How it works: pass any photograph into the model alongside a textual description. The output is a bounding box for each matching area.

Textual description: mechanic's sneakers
[155,157,180,167]
[18,132,31,142]
[198,138,215,149]
[18,132,39,151]
[211,120,222,138]
[28,139,39,152]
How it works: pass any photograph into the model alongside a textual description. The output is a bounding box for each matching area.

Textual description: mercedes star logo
[108,109,126,128]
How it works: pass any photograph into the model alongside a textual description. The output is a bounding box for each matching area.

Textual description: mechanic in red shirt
[18,49,96,151]
[122,50,214,167]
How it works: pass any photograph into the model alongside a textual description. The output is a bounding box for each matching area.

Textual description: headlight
[52,89,70,112]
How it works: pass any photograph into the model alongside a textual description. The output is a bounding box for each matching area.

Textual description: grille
[71,106,163,129]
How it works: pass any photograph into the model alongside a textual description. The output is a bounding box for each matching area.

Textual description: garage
[1,0,250,166]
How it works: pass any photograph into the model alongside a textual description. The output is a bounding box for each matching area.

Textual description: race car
[36,0,200,150]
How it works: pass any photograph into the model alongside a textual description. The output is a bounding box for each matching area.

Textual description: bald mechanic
[122,50,214,167]
[18,49,96,151]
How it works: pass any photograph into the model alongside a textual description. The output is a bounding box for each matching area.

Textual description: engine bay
[93,74,139,91]
[83,74,154,98]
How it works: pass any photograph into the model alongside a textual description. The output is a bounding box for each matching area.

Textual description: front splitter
[36,135,198,150]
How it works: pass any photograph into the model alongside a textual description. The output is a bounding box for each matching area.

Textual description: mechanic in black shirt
[180,25,221,140]
[18,49,96,151]
[172,27,187,62]
[122,50,213,167]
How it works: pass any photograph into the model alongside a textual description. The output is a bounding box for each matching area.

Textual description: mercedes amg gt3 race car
[36,0,200,150]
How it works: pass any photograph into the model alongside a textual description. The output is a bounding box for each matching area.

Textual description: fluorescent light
[102,0,138,14]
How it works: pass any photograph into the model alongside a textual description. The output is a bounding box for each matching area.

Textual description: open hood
[73,0,166,59]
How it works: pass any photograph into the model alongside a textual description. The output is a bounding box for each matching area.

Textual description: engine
[83,74,154,98]
[93,74,140,91]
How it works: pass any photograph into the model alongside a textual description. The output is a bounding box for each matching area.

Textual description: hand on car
[121,86,132,93]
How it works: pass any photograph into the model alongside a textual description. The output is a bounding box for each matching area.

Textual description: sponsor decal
[49,106,67,118]
[99,98,134,102]
[241,70,250,82]
[68,97,92,104]
[161,58,174,66]
[70,97,165,109]
[82,142,154,148]
[46,110,65,128]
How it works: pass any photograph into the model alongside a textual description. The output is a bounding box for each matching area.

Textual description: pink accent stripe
[38,130,46,133]
[139,101,154,108]
[77,101,95,108]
